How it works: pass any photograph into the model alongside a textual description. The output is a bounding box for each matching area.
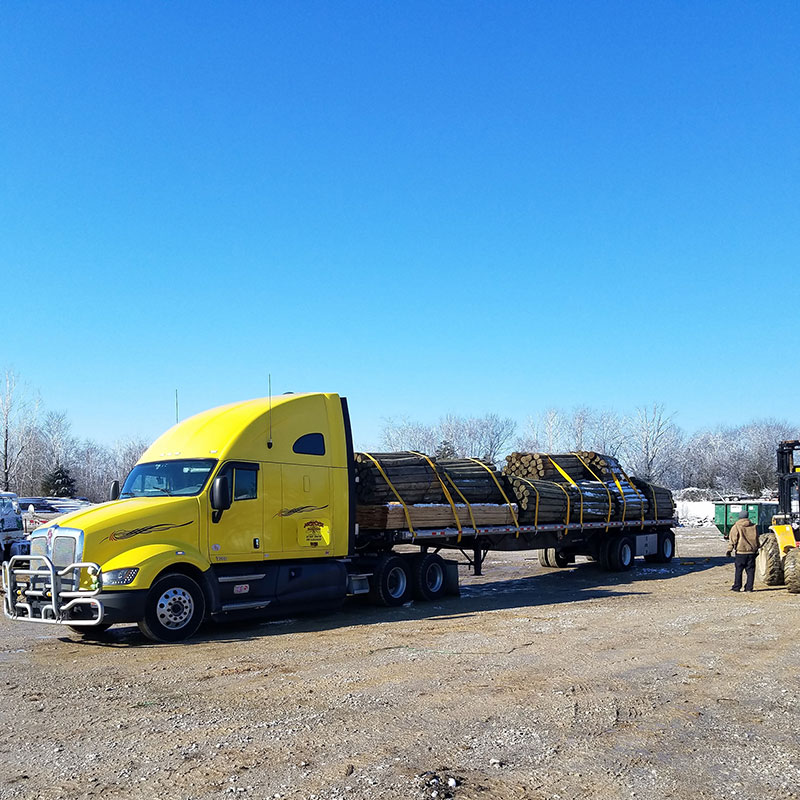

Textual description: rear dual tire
[369,552,448,606]
[538,548,571,568]
[600,535,635,571]
[644,530,675,564]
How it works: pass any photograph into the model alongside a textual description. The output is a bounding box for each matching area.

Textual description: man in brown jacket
[727,509,760,592]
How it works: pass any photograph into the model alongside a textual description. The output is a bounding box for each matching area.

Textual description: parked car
[17,498,60,514]
[0,492,25,559]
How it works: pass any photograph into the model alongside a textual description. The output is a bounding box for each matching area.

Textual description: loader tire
[756,532,784,586]
[783,548,800,594]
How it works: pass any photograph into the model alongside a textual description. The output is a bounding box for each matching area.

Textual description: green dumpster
[714,501,779,538]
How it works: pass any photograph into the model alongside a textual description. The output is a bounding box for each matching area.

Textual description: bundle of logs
[354,452,506,505]
[354,450,674,531]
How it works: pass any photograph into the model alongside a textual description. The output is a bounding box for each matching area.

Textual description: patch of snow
[676,500,716,527]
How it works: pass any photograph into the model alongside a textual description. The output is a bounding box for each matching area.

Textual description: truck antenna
[267,374,273,449]
[175,389,179,423]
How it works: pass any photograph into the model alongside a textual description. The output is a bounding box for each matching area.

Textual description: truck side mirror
[210,475,232,523]
[110,480,120,501]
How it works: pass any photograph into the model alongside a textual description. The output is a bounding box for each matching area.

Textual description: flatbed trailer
[2,393,676,642]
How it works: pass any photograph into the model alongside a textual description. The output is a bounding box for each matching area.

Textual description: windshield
[120,459,217,498]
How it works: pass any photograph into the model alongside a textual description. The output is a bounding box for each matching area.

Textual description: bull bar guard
[2,554,104,626]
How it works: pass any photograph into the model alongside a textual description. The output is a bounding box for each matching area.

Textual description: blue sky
[2,1,798,449]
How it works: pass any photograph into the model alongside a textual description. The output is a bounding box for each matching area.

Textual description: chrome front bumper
[2,554,104,626]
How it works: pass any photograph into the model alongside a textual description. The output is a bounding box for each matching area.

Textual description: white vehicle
[0,492,25,558]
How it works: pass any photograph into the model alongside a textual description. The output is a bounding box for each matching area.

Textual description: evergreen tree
[434,439,458,459]
[41,465,76,497]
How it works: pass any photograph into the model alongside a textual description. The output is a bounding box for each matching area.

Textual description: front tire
[756,532,784,586]
[784,548,800,593]
[138,573,206,643]
[369,554,411,607]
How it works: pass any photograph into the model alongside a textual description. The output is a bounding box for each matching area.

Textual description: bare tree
[380,418,438,454]
[382,413,516,463]
[624,404,683,483]
[0,370,36,491]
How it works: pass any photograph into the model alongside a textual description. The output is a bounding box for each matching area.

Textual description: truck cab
[3,393,356,641]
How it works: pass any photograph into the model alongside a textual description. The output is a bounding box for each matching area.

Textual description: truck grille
[28,527,84,566]
[52,537,76,567]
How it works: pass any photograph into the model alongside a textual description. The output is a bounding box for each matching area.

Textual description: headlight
[102,568,139,586]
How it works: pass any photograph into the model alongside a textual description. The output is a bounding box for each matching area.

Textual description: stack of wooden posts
[354,452,439,505]
[631,477,675,520]
[354,452,506,507]
[354,449,675,532]
[503,452,594,483]
[504,476,614,524]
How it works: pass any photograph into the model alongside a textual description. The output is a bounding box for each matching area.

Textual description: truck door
[208,461,281,563]
[280,464,333,558]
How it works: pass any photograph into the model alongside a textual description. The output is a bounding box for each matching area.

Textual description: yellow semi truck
[2,393,677,642]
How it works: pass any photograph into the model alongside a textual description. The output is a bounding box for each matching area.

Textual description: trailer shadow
[66,556,727,648]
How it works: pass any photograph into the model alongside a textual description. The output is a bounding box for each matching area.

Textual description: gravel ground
[1,526,799,800]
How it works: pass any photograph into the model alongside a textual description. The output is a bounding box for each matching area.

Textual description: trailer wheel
[784,547,800,593]
[539,548,570,568]
[607,536,634,571]
[598,537,618,570]
[138,573,206,643]
[645,530,676,563]
[369,554,411,607]
[756,532,784,586]
[410,553,447,601]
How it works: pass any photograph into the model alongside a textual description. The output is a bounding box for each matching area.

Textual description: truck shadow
[67,556,729,648]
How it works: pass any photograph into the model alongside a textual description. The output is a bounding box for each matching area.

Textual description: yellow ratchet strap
[548,479,572,527]
[409,451,462,539]
[607,473,628,522]
[619,468,646,527]
[466,458,520,535]
[571,452,613,531]
[515,476,541,527]
[442,472,479,544]
[548,457,584,527]
[362,452,416,538]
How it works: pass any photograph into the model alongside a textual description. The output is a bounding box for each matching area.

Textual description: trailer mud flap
[636,534,658,557]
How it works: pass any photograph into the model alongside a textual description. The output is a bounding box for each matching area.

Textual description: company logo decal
[276,505,329,518]
[102,521,192,543]
[303,519,326,547]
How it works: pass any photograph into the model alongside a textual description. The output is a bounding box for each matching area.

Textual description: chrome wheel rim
[386,566,407,599]
[663,537,673,559]
[425,563,444,593]
[156,587,194,630]
[620,542,633,566]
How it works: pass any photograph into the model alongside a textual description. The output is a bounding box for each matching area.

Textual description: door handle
[253,537,260,549]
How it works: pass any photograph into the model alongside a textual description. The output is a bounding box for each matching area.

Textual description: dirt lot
[1,527,799,800]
